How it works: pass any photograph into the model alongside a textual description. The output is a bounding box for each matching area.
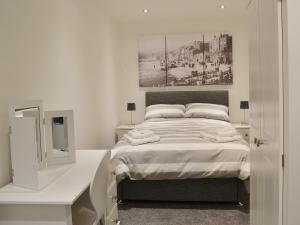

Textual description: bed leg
[236,201,244,207]
[118,199,125,205]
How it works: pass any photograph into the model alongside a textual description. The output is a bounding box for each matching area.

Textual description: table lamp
[127,103,136,125]
[240,101,249,124]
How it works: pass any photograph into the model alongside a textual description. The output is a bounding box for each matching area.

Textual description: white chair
[73,151,110,225]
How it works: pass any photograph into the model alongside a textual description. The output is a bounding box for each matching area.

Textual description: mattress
[112,118,250,182]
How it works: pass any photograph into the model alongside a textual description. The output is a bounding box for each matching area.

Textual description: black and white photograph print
[138,32,233,87]
[166,32,233,86]
[138,35,167,87]
[166,33,205,86]
[204,33,233,85]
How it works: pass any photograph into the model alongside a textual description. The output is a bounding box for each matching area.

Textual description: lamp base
[241,110,247,125]
[130,111,134,125]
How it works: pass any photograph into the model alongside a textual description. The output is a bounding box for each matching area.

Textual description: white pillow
[186,103,229,113]
[185,103,229,121]
[145,104,185,120]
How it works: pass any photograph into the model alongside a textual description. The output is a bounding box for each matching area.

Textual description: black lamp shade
[127,103,136,111]
[240,101,249,109]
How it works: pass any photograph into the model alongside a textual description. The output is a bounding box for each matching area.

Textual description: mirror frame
[44,110,76,166]
[9,100,46,169]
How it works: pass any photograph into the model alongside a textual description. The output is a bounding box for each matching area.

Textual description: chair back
[89,150,110,223]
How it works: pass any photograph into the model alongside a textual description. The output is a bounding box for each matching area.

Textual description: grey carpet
[118,201,249,225]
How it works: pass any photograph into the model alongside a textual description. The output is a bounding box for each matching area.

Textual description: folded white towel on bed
[128,129,155,139]
[124,134,160,146]
[199,131,243,143]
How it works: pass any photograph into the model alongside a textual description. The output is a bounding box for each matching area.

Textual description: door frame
[281,0,300,225]
[278,1,284,225]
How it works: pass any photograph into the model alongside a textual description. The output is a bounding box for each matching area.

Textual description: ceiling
[103,0,250,22]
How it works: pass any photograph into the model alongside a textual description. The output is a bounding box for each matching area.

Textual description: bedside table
[116,124,135,142]
[232,123,250,143]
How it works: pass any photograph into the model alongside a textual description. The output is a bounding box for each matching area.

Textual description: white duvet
[112,118,250,182]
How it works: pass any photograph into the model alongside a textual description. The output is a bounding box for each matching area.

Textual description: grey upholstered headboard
[145,91,229,107]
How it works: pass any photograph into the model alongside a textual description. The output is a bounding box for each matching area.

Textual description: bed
[112,91,250,203]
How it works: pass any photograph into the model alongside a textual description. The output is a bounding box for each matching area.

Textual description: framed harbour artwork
[138,33,233,87]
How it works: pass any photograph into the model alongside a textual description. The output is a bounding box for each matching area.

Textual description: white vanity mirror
[9,101,76,190]
[44,110,76,166]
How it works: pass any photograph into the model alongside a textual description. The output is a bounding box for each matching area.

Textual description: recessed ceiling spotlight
[220,4,225,9]
[143,9,149,13]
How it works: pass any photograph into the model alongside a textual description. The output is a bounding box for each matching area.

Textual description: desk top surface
[0,150,108,205]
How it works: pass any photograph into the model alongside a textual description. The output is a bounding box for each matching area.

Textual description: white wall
[116,18,249,124]
[0,0,118,187]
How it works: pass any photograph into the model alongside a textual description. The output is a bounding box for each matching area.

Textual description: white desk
[0,150,116,225]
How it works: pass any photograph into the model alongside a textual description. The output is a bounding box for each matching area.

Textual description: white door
[248,0,263,224]
[248,0,283,225]
[259,0,282,225]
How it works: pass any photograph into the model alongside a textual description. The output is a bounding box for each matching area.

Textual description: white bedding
[112,118,250,182]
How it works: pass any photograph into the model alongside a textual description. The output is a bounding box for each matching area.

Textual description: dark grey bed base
[117,91,249,204]
[118,178,249,204]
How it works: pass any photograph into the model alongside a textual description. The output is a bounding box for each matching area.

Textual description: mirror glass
[51,117,69,158]
[45,110,75,165]
[14,107,42,162]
